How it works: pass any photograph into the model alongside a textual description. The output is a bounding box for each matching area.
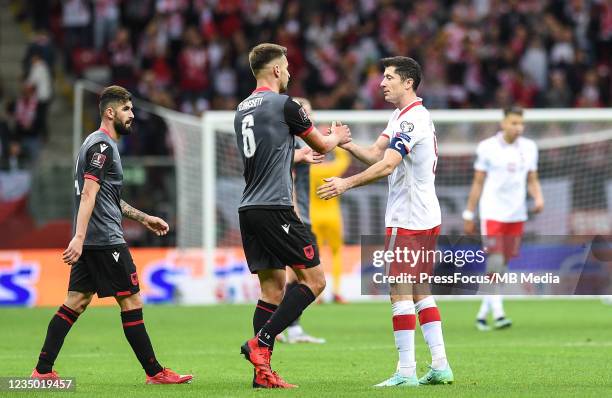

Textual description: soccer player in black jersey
[235,43,351,388]
[31,86,192,385]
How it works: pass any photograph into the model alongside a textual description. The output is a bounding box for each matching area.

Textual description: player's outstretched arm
[63,179,100,265]
[340,135,389,166]
[527,171,544,213]
[317,148,402,200]
[463,170,486,234]
[120,199,170,236]
[302,122,351,154]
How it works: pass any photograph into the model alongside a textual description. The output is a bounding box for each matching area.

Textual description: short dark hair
[503,105,524,117]
[99,85,131,117]
[381,56,422,90]
[248,43,287,77]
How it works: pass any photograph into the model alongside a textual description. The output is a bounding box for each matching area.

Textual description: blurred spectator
[520,36,548,90]
[23,30,55,77]
[26,52,52,141]
[0,141,27,171]
[575,69,603,107]
[11,83,41,164]
[62,0,92,71]
[94,0,120,51]
[108,28,136,89]
[177,26,210,110]
[544,69,573,107]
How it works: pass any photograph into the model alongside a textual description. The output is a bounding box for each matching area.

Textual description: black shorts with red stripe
[239,207,320,274]
[68,244,140,298]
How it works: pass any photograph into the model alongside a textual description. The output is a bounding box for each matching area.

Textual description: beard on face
[114,117,132,136]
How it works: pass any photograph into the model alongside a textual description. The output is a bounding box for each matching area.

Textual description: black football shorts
[68,244,140,298]
[239,208,320,273]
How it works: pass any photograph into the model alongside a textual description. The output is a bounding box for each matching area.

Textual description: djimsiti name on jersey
[238,97,264,111]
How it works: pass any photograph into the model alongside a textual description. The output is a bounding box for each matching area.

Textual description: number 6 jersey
[234,87,312,210]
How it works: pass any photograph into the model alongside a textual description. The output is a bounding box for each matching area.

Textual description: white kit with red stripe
[381,98,441,230]
[475,132,538,223]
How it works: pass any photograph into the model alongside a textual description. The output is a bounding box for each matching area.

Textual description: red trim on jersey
[252,86,272,93]
[84,173,100,182]
[396,100,423,120]
[381,132,390,139]
[99,128,112,138]
[418,306,441,325]
[122,320,144,327]
[298,125,314,138]
[56,312,74,325]
[392,314,416,331]
[291,264,306,269]
[116,291,132,297]
[61,305,79,317]
[256,304,275,313]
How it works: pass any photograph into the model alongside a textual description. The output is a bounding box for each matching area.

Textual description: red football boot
[241,336,297,388]
[31,369,60,380]
[145,368,193,384]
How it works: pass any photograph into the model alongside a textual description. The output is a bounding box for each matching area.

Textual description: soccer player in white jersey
[317,56,453,387]
[463,106,544,331]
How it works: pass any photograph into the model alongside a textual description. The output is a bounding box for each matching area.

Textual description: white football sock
[391,300,416,377]
[416,296,448,370]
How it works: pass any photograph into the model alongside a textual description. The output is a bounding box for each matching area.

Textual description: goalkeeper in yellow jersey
[310,137,351,303]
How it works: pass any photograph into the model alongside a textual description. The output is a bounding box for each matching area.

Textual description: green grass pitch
[1,299,611,397]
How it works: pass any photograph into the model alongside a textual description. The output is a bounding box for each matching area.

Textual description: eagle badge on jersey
[400,121,414,132]
[303,244,315,260]
[90,153,107,169]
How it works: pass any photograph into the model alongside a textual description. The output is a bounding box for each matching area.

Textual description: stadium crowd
[0,0,610,248]
[15,0,612,114]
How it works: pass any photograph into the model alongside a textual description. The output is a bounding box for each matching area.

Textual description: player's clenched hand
[143,215,170,236]
[532,198,544,214]
[330,121,352,145]
[464,220,476,235]
[317,177,348,200]
[63,236,84,265]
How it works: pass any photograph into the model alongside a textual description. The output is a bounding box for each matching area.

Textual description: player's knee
[262,288,284,304]
[65,292,93,313]
[308,272,326,296]
[118,293,143,311]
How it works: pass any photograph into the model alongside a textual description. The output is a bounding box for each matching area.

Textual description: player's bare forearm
[317,149,400,200]
[120,199,148,222]
[527,171,544,212]
[64,179,99,265]
[74,180,100,239]
[466,171,486,212]
[303,124,351,154]
[341,137,386,166]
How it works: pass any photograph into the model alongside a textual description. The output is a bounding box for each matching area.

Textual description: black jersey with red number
[73,129,124,246]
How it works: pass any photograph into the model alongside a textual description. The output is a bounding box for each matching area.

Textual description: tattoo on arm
[120,199,147,222]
